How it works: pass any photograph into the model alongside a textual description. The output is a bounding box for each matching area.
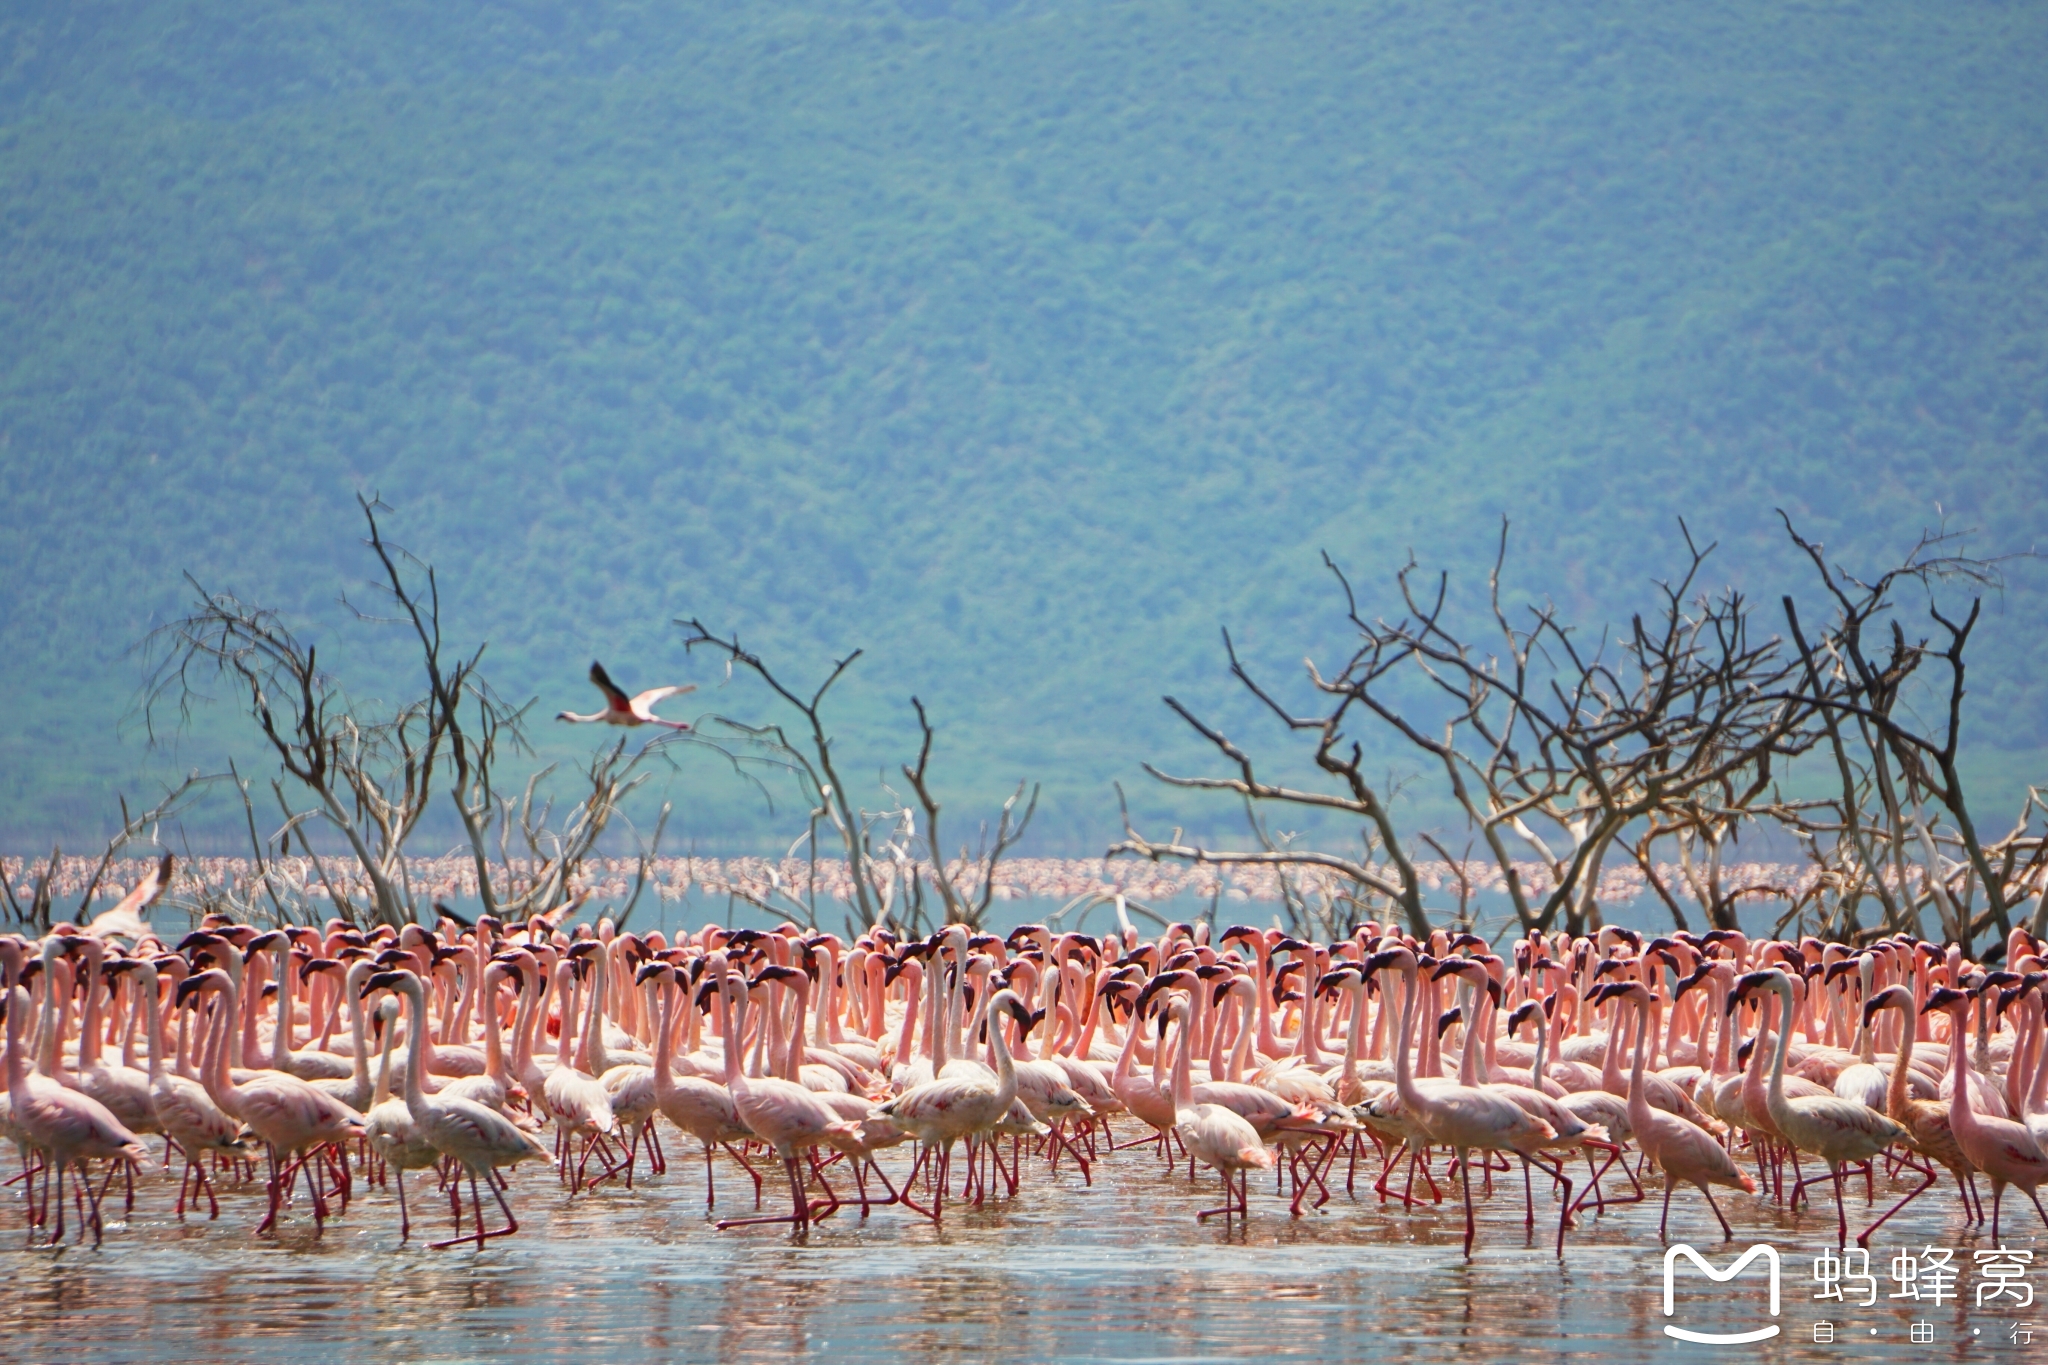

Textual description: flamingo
[1162,995,1273,1224]
[1590,981,1755,1241]
[361,996,441,1241]
[714,962,860,1232]
[364,970,551,1248]
[1855,983,1979,1240]
[177,966,365,1235]
[67,938,158,1139]
[873,985,1030,1221]
[5,980,152,1245]
[638,961,762,1210]
[555,661,694,730]
[1925,983,2048,1242]
[539,955,621,1191]
[1364,944,1556,1256]
[1733,969,1909,1246]
[133,958,245,1220]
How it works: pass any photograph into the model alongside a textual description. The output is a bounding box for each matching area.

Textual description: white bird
[367,970,552,1249]
[555,661,694,730]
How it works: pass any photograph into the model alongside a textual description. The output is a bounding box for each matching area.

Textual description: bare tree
[1775,514,2031,955]
[1115,521,1819,939]
[896,696,1038,934]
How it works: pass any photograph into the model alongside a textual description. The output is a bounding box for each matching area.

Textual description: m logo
[1663,1244,1782,1344]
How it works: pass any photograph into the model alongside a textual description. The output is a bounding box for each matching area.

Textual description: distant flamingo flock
[5,901,2048,1257]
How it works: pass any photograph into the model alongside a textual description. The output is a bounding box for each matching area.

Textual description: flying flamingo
[1591,981,1755,1241]
[555,661,694,730]
[1734,969,1909,1246]
[1925,983,2048,1243]
[365,970,552,1249]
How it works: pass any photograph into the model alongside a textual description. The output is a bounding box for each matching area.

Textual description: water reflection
[0,1141,2029,1363]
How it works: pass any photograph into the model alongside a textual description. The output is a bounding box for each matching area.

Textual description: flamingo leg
[721,1141,765,1207]
[1457,1146,1477,1257]
[394,1168,411,1242]
[1699,1183,1735,1241]
[1830,1164,1848,1248]
[715,1154,814,1233]
[1197,1162,1240,1221]
[1856,1163,1936,1246]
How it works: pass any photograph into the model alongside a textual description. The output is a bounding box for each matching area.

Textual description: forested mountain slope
[1,0,2042,850]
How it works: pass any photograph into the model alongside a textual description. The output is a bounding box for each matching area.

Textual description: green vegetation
[1,0,2043,852]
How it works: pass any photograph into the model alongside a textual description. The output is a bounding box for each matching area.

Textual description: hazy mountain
[2,0,2042,852]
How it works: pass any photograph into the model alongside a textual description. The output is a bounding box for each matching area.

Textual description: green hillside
[1,0,2043,853]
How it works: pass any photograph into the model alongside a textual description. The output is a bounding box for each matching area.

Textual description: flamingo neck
[893,964,921,1067]
[1391,963,1424,1111]
[783,981,810,1083]
[1948,1003,1978,1132]
[271,949,295,1068]
[345,971,370,1090]
[1625,995,1652,1131]
[372,1005,401,1107]
[4,985,27,1101]
[1171,1007,1194,1111]
[652,981,675,1095]
[480,975,505,1082]
[1764,982,1796,1129]
[77,945,107,1069]
[580,955,608,1074]
[141,970,168,1084]
[401,982,429,1112]
[1884,995,1914,1119]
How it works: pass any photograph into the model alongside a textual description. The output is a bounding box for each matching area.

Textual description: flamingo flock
[5,911,2048,1257]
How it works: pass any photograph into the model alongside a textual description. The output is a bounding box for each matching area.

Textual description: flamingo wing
[631,684,694,713]
[588,661,633,712]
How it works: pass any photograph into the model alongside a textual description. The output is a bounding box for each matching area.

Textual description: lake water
[0,1130,2036,1364]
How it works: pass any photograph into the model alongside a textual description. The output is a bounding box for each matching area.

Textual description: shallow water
[0,1133,2037,1364]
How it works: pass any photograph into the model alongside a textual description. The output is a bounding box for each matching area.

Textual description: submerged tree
[677,619,1037,936]
[1115,516,2039,952]
[143,496,675,930]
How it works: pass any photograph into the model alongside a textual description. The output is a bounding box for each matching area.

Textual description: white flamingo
[367,969,552,1249]
[555,661,694,730]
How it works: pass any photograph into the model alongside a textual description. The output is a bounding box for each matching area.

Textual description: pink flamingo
[1592,981,1755,1240]
[1734,969,1909,1246]
[873,985,1030,1222]
[1163,995,1273,1224]
[714,961,859,1232]
[5,981,151,1245]
[1926,983,2048,1242]
[132,957,245,1220]
[555,661,694,730]
[1364,943,1555,1257]
[366,970,551,1249]
[178,966,365,1235]
[638,961,762,1210]
[1855,984,1978,1240]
